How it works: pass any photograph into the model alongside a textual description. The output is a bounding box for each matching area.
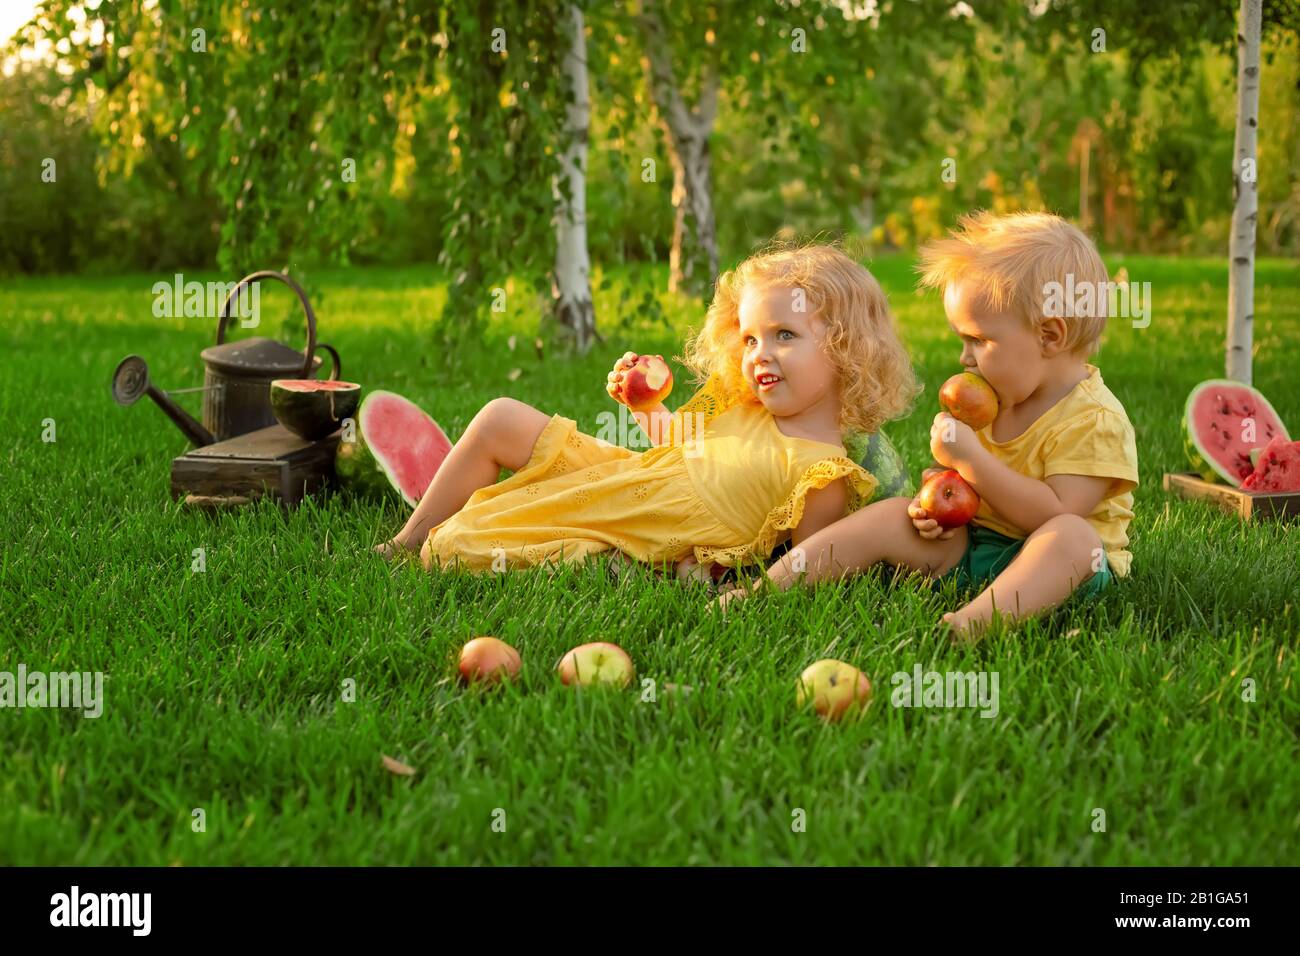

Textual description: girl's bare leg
[769,496,966,585]
[379,398,551,555]
[717,497,967,609]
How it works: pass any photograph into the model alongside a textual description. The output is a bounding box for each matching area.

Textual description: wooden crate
[172,424,340,508]
[1162,472,1300,521]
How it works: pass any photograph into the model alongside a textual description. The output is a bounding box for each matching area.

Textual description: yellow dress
[425,375,879,571]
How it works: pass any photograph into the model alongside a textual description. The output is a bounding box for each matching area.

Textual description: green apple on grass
[796,659,872,722]
[557,642,635,688]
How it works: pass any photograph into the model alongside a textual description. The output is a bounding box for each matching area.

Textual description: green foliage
[0,62,219,273]
[436,0,569,355]
[2,0,1298,287]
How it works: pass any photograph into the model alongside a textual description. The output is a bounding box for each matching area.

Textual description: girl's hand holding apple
[607,351,675,446]
[606,351,640,404]
[606,352,673,411]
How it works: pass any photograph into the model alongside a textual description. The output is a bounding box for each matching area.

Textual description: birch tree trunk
[551,4,596,353]
[1226,0,1261,384]
[638,0,719,297]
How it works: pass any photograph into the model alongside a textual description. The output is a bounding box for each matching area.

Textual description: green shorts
[937,523,1112,601]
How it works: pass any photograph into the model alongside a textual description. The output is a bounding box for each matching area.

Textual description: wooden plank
[282,432,342,465]
[186,424,330,461]
[171,426,340,508]
[1163,472,1300,521]
[172,456,286,501]
[283,444,338,506]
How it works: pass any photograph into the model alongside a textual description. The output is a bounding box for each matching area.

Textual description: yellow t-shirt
[973,364,1139,576]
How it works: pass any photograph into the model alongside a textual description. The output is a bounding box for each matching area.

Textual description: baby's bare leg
[945,513,1101,639]
[386,398,551,552]
[760,496,967,590]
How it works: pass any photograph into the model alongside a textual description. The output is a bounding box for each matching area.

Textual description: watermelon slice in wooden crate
[1242,435,1300,493]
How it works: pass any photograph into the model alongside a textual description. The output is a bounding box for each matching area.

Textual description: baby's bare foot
[943,609,988,643]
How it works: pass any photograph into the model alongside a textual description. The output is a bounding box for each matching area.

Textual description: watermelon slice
[1241,435,1300,493]
[270,379,361,440]
[1183,380,1290,486]
[335,390,451,507]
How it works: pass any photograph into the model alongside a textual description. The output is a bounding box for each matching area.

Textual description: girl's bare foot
[675,555,714,586]
[711,576,764,613]
[600,549,636,583]
[375,537,418,562]
[712,587,742,613]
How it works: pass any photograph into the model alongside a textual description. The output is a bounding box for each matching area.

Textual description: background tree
[635,0,722,297]
[552,3,597,353]
[1032,0,1300,381]
[1228,0,1262,383]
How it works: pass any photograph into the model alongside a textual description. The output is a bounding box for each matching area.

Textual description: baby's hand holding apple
[930,412,979,469]
[907,499,955,541]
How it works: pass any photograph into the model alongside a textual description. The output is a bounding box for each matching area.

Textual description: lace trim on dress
[693,456,879,567]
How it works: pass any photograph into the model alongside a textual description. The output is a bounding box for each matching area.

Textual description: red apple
[617,354,673,412]
[557,641,635,688]
[458,636,521,685]
[796,659,872,723]
[939,371,999,430]
[916,469,981,529]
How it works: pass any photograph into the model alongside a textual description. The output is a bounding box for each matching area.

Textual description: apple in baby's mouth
[617,355,674,411]
[938,371,999,430]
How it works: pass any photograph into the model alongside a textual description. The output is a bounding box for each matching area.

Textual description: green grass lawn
[1,256,1297,865]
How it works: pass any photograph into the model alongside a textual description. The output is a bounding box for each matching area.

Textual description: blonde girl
[378,245,918,575]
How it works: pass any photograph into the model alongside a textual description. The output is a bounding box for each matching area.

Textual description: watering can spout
[112,355,217,447]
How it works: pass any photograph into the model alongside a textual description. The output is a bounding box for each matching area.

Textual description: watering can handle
[216,270,318,379]
[316,342,341,380]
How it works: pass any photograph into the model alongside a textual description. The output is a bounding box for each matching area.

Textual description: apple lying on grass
[557,642,636,688]
[916,468,981,530]
[615,354,674,412]
[939,371,999,430]
[458,637,522,685]
[796,659,872,723]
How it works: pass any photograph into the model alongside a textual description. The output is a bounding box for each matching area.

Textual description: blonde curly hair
[681,243,919,435]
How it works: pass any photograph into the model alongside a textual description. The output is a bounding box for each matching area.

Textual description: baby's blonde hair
[681,243,918,435]
[918,210,1110,355]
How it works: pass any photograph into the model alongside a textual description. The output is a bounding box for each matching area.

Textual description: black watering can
[112,271,341,445]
